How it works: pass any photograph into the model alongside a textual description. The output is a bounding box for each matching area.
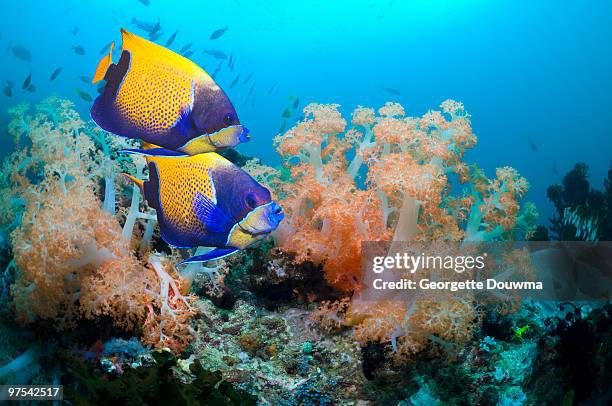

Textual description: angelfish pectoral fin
[179,248,240,264]
[175,106,194,136]
[193,192,233,233]
[119,148,189,157]
[174,81,196,136]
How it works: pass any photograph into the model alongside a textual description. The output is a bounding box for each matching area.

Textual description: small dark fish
[229,53,236,71]
[242,72,253,85]
[180,42,193,54]
[183,50,194,58]
[99,41,113,55]
[149,31,162,41]
[229,72,241,89]
[279,120,286,133]
[138,0,150,5]
[227,52,233,69]
[248,82,255,95]
[292,97,299,109]
[78,75,90,84]
[165,30,178,47]
[6,80,14,89]
[148,21,162,38]
[72,45,86,55]
[26,84,36,93]
[131,17,159,32]
[49,67,62,81]
[381,87,400,95]
[527,136,538,152]
[97,83,105,94]
[203,49,227,59]
[72,26,80,35]
[211,61,223,79]
[22,74,32,90]
[8,45,31,62]
[210,27,227,40]
[148,29,161,39]
[75,88,92,102]
[3,86,12,97]
[268,83,276,93]
[282,108,291,118]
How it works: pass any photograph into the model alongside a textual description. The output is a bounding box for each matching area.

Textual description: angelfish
[123,152,284,263]
[91,29,249,156]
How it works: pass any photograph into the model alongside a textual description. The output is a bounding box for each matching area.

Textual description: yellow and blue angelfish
[91,29,249,157]
[124,152,284,263]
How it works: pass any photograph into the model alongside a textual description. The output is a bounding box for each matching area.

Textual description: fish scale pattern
[109,29,207,139]
[154,155,218,237]
[115,53,192,136]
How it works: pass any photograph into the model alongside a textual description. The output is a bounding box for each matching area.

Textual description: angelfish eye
[223,113,234,125]
[245,193,257,209]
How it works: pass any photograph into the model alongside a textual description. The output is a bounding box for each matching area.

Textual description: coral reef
[1,97,197,354]
[0,96,605,405]
[546,162,612,241]
[186,299,365,404]
[63,348,257,405]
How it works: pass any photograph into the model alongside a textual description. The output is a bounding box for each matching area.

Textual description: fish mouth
[227,202,284,249]
[239,127,250,143]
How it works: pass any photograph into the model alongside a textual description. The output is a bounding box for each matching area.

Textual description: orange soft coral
[5,98,196,352]
[274,101,478,290]
[11,174,126,327]
[274,114,388,291]
[276,100,537,359]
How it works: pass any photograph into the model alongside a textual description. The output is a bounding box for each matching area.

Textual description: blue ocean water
[1,0,611,222]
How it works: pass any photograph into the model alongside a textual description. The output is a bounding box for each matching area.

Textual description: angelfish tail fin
[92,41,115,83]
